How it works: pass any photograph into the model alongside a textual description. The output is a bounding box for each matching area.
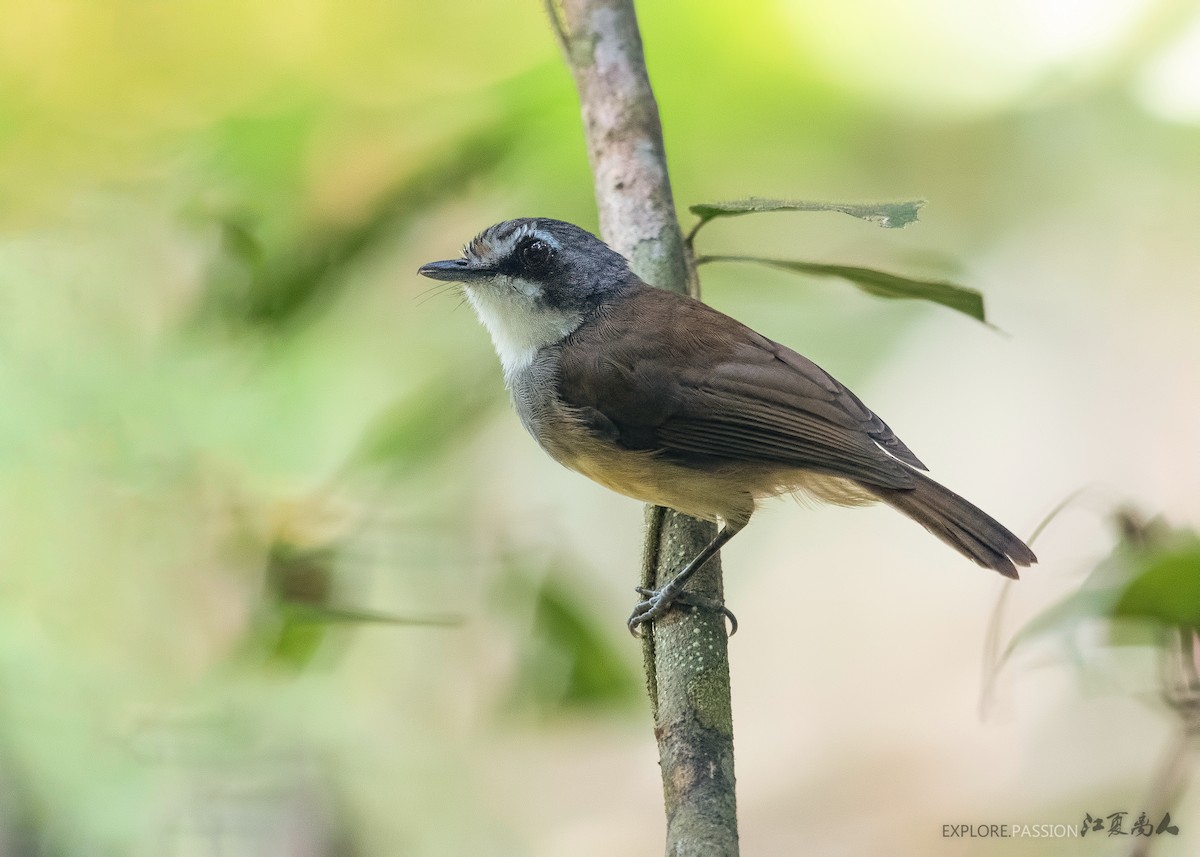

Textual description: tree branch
[550,1,739,854]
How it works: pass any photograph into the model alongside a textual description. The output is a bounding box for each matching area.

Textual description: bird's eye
[520,239,552,270]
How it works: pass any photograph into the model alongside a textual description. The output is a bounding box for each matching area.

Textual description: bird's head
[418,218,634,380]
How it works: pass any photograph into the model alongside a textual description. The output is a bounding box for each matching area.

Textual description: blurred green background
[1,0,1199,854]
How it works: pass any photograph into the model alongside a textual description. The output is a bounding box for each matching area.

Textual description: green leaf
[689,197,924,229]
[1115,545,1200,628]
[697,255,986,322]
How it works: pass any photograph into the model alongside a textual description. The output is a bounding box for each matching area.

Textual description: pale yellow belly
[547,426,876,529]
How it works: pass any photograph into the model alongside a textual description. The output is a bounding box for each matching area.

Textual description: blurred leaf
[221,215,267,277]
[204,118,520,331]
[1003,583,1125,662]
[251,539,459,672]
[697,255,986,322]
[265,612,331,671]
[524,575,639,708]
[345,365,504,473]
[260,540,340,670]
[0,761,66,857]
[207,103,325,205]
[1005,515,1200,667]
[497,560,639,713]
[688,197,924,236]
[1001,520,1137,664]
[281,604,460,627]
[267,541,338,607]
[1115,545,1200,629]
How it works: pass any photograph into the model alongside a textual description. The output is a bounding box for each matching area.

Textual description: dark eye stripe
[521,239,552,265]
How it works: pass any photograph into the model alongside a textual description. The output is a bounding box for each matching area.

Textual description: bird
[418,218,1036,633]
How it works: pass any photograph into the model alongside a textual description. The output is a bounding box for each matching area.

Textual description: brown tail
[865,470,1037,579]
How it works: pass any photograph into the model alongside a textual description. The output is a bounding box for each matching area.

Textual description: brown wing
[556,286,924,490]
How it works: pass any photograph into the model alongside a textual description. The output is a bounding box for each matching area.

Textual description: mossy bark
[550,2,739,854]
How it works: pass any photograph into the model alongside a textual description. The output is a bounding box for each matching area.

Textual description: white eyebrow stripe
[466,221,559,265]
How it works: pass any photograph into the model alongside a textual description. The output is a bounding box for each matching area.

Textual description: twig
[552,1,739,853]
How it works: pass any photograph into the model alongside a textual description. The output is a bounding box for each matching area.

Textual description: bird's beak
[417,258,496,283]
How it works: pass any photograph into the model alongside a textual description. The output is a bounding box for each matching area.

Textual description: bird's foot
[627,587,738,637]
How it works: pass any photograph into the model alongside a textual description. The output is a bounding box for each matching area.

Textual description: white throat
[465,277,584,384]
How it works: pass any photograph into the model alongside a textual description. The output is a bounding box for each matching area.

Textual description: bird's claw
[627,587,738,637]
